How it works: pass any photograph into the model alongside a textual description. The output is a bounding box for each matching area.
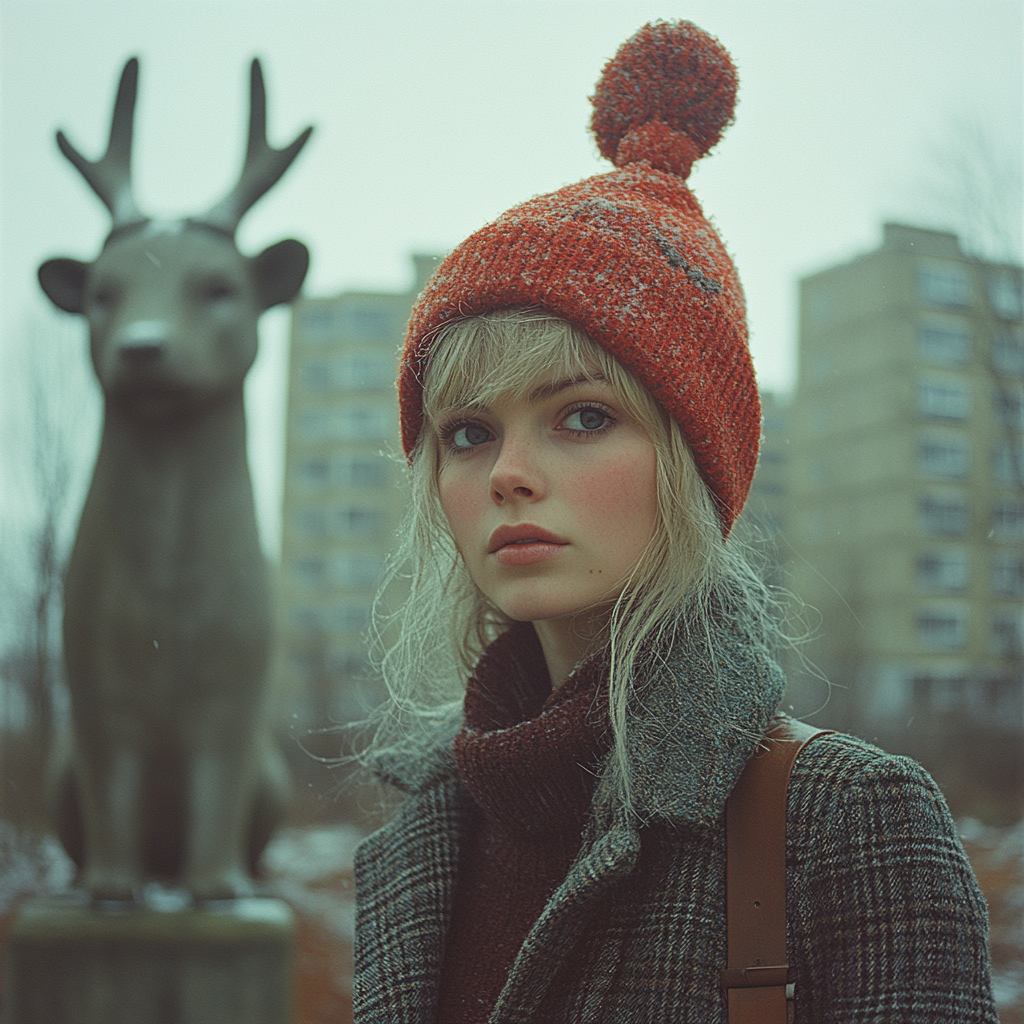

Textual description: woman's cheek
[573,448,658,540]
[438,469,486,552]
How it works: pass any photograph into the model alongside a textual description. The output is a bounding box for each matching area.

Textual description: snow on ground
[0,820,74,913]
[960,817,1024,1018]
[261,823,363,942]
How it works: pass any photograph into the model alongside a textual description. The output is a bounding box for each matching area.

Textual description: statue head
[38,59,313,423]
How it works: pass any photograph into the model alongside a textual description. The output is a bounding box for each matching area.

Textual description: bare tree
[914,115,1023,265]
[0,310,98,827]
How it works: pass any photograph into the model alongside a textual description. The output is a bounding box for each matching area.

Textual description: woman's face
[436,369,659,629]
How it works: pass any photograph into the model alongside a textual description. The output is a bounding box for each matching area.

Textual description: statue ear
[251,239,309,310]
[38,258,90,314]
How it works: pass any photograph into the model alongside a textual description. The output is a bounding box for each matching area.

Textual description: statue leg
[248,735,291,873]
[182,742,256,899]
[78,744,143,899]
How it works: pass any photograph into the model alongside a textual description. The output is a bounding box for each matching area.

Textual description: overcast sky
[1,0,1021,561]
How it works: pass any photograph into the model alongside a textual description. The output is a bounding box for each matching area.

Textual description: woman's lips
[488,524,569,567]
[492,541,567,567]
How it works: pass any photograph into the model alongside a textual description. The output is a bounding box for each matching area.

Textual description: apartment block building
[278,255,438,726]
[742,390,791,590]
[782,223,1023,736]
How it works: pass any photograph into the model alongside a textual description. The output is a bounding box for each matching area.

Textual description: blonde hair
[364,308,781,814]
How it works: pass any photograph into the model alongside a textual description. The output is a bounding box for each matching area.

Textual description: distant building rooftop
[882,222,963,259]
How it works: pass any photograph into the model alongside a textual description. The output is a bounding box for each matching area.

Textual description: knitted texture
[436,623,608,1022]
[398,20,758,533]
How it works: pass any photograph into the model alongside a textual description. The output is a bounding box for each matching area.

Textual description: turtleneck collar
[454,622,609,838]
[372,604,785,828]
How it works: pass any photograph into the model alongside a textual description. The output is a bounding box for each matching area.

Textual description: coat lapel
[491,812,640,1023]
[353,777,472,1024]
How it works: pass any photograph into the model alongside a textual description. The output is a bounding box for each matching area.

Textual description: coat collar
[620,607,786,825]
[370,607,784,827]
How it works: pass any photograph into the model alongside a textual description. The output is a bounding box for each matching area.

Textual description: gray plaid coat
[354,619,997,1023]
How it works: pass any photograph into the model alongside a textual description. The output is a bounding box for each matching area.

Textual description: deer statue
[38,58,312,901]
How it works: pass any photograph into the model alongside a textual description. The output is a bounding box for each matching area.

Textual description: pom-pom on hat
[399,20,758,535]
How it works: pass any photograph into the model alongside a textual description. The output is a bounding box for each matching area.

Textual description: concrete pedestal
[3,895,295,1024]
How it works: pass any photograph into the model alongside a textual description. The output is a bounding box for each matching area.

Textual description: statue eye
[203,278,238,303]
[91,283,120,309]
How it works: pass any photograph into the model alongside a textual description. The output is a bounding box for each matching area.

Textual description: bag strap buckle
[719,964,792,994]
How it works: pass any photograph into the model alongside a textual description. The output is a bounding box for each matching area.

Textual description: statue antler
[56,58,145,229]
[202,59,313,236]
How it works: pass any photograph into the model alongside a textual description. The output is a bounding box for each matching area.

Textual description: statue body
[39,60,312,900]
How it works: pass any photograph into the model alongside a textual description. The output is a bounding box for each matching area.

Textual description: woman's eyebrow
[528,374,608,401]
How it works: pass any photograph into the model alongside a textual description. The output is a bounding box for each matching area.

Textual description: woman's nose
[489,436,543,505]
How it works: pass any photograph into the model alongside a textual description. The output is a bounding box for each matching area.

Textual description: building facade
[783,223,1023,737]
[278,255,437,727]
[743,390,790,576]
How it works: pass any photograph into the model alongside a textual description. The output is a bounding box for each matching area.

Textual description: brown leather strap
[721,716,832,1024]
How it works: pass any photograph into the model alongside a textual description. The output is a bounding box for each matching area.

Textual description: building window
[296,509,327,539]
[993,332,1024,375]
[994,389,1024,431]
[917,379,971,420]
[992,554,1024,596]
[292,558,325,586]
[296,455,389,491]
[337,305,399,342]
[910,675,933,708]
[993,442,1024,486]
[988,273,1023,320]
[292,602,368,633]
[337,456,388,489]
[332,507,385,539]
[917,262,971,309]
[917,437,969,479]
[296,458,330,489]
[299,353,395,392]
[919,495,969,536]
[299,306,340,342]
[916,549,968,591]
[910,675,972,712]
[991,502,1024,541]
[344,353,397,390]
[762,409,787,437]
[292,553,383,589]
[991,612,1023,657]
[919,323,970,366]
[917,610,967,651]
[296,507,383,540]
[297,411,329,442]
[298,405,393,442]
[300,362,332,390]
[327,552,385,588]
[292,605,323,631]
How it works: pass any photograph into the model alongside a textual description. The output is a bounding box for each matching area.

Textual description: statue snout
[116,320,170,364]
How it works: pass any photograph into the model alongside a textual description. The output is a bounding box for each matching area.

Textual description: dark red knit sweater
[434,623,610,1023]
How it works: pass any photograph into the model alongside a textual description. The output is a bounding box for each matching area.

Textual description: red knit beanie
[399,20,758,535]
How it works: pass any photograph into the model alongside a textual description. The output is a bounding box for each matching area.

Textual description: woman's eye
[452,423,491,448]
[564,407,609,431]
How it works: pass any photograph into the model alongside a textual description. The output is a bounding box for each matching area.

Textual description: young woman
[352,21,997,1023]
